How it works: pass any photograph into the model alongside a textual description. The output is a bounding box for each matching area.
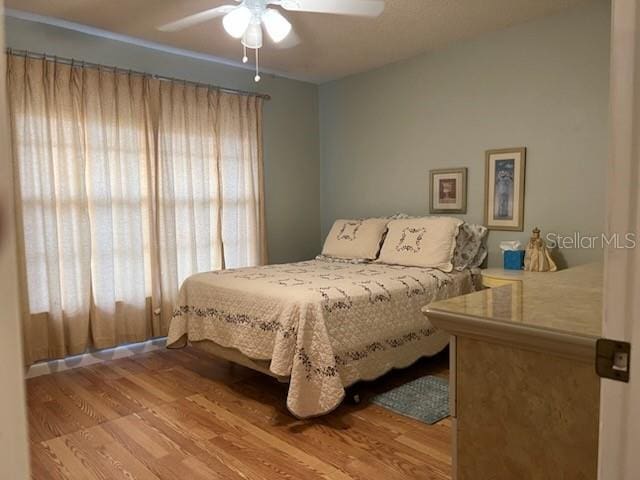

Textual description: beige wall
[319,0,610,267]
[5,16,321,264]
[0,4,31,478]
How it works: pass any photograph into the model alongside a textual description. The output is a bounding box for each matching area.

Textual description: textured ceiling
[6,0,594,83]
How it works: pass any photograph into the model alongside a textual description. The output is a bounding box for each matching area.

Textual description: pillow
[321,218,389,260]
[470,240,489,268]
[377,217,463,271]
[452,223,489,271]
[315,254,371,264]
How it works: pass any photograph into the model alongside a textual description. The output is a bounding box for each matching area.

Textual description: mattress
[167,259,475,418]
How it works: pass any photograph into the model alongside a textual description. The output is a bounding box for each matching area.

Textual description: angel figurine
[524,227,557,272]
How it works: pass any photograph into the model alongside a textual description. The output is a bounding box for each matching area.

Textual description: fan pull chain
[242,45,248,64]
[254,48,261,82]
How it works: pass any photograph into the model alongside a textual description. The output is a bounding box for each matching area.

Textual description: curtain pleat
[83,68,152,349]
[7,54,267,365]
[219,94,265,269]
[156,82,227,332]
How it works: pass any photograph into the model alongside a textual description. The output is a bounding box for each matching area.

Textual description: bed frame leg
[345,386,362,405]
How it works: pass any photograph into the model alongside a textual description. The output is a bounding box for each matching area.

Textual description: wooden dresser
[423,264,602,480]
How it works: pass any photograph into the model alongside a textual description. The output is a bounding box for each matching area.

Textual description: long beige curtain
[7,54,266,364]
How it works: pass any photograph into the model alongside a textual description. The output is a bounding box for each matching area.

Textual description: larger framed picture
[484,147,526,231]
[429,168,467,214]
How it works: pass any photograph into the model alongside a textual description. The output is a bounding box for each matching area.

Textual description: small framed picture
[484,147,526,231]
[429,168,467,214]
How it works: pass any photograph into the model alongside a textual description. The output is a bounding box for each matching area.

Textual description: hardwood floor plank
[30,442,73,480]
[44,436,104,480]
[29,347,452,480]
[209,433,322,480]
[109,376,168,408]
[124,373,180,404]
[150,398,227,440]
[196,438,272,480]
[198,384,402,479]
[26,375,57,406]
[101,416,170,459]
[321,412,448,479]
[29,403,63,443]
[41,400,95,438]
[396,433,452,467]
[107,357,150,376]
[134,409,211,458]
[130,350,181,372]
[54,373,117,417]
[70,425,116,449]
[151,366,212,395]
[80,375,145,417]
[344,457,410,480]
[50,374,116,425]
[190,394,353,480]
[94,441,161,480]
[181,455,244,480]
[84,363,125,381]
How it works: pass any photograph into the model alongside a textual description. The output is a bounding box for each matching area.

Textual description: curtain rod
[6,48,271,101]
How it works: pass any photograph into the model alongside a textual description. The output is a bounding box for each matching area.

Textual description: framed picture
[484,147,526,231]
[429,168,467,214]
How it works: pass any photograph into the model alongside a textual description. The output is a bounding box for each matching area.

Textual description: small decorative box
[503,250,525,270]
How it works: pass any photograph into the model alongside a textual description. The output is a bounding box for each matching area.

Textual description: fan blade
[157,5,236,32]
[273,0,384,17]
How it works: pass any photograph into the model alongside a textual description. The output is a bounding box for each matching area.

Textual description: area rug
[370,375,449,425]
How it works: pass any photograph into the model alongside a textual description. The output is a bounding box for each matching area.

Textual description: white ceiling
[6,0,594,83]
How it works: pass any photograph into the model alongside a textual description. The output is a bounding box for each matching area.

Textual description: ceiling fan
[158,0,385,82]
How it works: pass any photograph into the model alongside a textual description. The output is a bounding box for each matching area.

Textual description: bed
[166,257,477,418]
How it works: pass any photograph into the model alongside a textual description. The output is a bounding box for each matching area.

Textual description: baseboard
[25,337,167,379]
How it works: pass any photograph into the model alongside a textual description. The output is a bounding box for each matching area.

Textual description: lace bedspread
[167,259,474,418]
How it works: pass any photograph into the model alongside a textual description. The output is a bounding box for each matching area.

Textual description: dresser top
[424,263,603,359]
[480,267,551,280]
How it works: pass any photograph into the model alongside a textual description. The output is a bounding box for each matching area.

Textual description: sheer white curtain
[155,82,226,332]
[219,93,267,269]
[7,53,266,364]
[9,57,96,361]
[83,68,155,350]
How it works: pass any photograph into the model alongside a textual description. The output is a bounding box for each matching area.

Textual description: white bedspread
[167,259,475,418]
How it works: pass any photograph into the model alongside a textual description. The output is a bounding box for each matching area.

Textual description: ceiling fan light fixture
[262,9,292,43]
[242,22,263,49]
[222,6,252,38]
[280,0,301,10]
[157,0,385,83]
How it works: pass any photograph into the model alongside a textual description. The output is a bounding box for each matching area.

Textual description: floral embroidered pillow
[321,218,389,260]
[377,217,463,272]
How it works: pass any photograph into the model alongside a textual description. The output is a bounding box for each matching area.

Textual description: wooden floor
[27,347,452,480]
